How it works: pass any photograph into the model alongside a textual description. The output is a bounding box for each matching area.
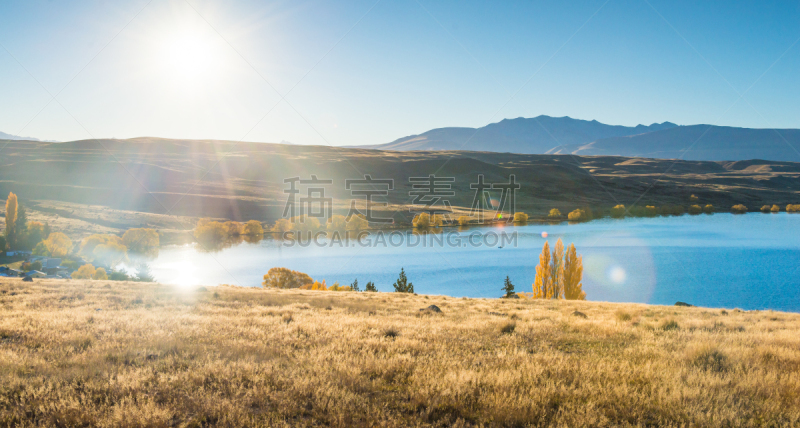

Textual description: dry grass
[1,279,800,426]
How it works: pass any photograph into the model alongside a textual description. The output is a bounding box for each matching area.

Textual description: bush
[567,209,588,222]
[689,194,699,202]
[610,205,626,218]
[771,205,780,213]
[703,204,715,214]
[731,204,748,214]
[262,267,313,289]
[194,220,227,244]
[786,204,800,213]
[688,204,702,215]
[457,216,471,226]
[346,214,369,231]
[72,264,98,279]
[512,212,528,223]
[548,208,562,219]
[760,205,771,213]
[93,267,108,280]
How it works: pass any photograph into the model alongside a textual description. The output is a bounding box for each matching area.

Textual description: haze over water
[150,213,800,312]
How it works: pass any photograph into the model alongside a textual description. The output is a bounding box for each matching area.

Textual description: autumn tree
[513,212,529,223]
[771,205,780,213]
[703,204,715,214]
[43,232,72,258]
[732,204,748,214]
[548,208,562,219]
[93,241,128,266]
[81,234,125,256]
[5,192,17,248]
[502,276,515,298]
[72,264,98,279]
[610,205,626,218]
[688,205,702,215]
[457,216,471,226]
[549,239,565,299]
[271,218,292,234]
[346,214,369,232]
[242,220,264,236]
[123,228,159,253]
[567,209,587,222]
[393,268,414,293]
[23,221,49,250]
[412,213,431,229]
[292,216,321,234]
[93,267,108,281]
[563,243,585,300]
[299,280,327,290]
[262,267,313,289]
[327,214,347,232]
[532,241,551,298]
[194,220,227,244]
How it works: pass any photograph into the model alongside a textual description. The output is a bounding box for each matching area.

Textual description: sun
[157,26,220,89]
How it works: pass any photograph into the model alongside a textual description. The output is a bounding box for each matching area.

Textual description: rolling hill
[363,116,800,162]
[1,137,799,238]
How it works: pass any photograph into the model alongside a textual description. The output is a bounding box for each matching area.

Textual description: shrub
[457,216,471,226]
[689,194,699,202]
[610,205,626,218]
[292,216,321,233]
[731,204,748,214]
[500,322,516,334]
[703,204,714,214]
[786,204,800,213]
[771,205,780,213]
[263,267,313,289]
[72,264,98,279]
[760,205,771,213]
[512,212,528,223]
[81,234,125,257]
[299,280,327,290]
[567,209,587,221]
[548,208,562,219]
[688,205,702,215]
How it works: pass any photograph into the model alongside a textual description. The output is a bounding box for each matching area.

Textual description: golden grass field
[1,279,800,427]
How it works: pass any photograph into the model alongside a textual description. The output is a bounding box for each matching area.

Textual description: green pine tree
[502,276,515,298]
[393,268,414,293]
[365,281,377,292]
[351,278,360,292]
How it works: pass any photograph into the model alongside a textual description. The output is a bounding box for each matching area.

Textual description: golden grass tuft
[1,278,800,426]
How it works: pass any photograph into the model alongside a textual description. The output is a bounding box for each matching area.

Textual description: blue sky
[1,0,799,145]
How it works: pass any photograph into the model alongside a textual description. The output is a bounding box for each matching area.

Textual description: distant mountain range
[359,116,800,162]
[0,131,57,142]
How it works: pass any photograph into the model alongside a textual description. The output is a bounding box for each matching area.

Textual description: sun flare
[157,26,220,88]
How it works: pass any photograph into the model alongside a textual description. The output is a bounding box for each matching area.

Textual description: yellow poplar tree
[532,241,551,298]
[549,238,565,299]
[5,192,17,247]
[563,243,586,300]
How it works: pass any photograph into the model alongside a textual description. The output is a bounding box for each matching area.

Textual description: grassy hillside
[1,279,799,426]
[1,138,800,239]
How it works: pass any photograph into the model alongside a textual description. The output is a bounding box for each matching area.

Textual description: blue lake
[148,213,800,311]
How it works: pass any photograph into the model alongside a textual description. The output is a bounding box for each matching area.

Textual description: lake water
[147,213,800,312]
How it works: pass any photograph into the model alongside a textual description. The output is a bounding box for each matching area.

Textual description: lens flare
[541,231,548,238]
[608,266,627,284]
